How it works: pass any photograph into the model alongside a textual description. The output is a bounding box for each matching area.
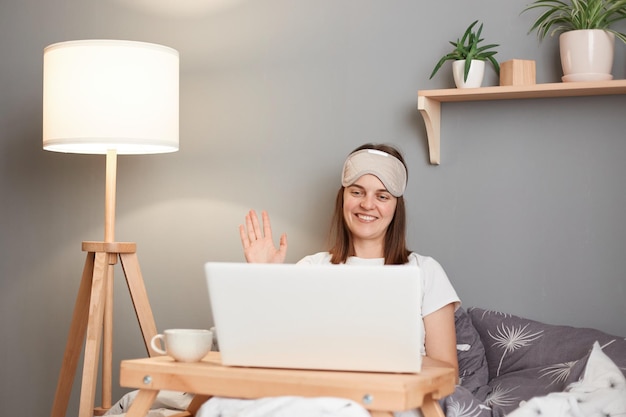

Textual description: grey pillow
[440,385,494,417]
[467,307,626,414]
[467,307,626,380]
[455,307,489,395]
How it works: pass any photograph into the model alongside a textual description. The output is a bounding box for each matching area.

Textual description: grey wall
[1,0,625,416]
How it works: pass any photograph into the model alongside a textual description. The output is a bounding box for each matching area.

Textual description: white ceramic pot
[559,29,615,82]
[452,60,485,88]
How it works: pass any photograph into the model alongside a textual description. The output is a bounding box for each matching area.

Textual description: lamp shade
[43,39,179,154]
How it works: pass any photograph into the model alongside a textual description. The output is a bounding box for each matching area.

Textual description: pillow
[454,307,489,395]
[506,341,626,417]
[484,363,583,415]
[484,342,590,412]
[467,307,626,380]
[465,307,626,415]
[440,385,493,417]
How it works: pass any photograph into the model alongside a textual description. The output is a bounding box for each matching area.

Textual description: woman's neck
[353,239,384,259]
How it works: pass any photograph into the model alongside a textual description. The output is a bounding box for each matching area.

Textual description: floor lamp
[43,40,179,417]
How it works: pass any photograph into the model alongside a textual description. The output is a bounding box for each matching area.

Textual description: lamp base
[51,241,159,417]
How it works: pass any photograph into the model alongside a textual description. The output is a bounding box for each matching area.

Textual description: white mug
[150,329,213,362]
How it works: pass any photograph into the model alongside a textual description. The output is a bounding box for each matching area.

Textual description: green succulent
[429,20,500,82]
[523,0,626,43]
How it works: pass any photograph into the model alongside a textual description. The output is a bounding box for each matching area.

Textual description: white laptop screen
[205,262,424,373]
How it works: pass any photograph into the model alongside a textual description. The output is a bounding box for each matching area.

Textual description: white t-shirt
[297,252,460,317]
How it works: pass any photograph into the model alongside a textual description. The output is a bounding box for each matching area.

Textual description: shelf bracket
[417,95,441,165]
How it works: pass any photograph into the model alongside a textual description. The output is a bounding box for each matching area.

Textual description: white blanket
[196,396,372,417]
[103,392,376,417]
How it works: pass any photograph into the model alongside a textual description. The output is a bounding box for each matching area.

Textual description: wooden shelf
[417,79,626,165]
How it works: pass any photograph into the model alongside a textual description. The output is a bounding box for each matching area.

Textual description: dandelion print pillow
[466,307,626,415]
[454,307,489,394]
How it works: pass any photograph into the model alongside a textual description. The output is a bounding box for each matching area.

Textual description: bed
[445,307,626,417]
[104,307,626,417]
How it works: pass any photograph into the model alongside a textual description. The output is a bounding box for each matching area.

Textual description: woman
[239,143,460,377]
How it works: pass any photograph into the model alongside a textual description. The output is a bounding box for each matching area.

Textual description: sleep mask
[341,149,407,197]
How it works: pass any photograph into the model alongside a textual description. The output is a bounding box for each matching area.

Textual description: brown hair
[327,143,411,264]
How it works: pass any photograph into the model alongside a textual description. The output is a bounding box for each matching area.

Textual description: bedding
[506,341,626,417]
[103,390,193,416]
[441,307,626,417]
[196,396,372,417]
[105,307,626,417]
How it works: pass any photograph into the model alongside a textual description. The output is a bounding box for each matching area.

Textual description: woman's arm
[423,303,458,381]
[239,210,288,263]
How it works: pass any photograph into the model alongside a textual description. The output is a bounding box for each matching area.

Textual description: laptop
[204,262,424,373]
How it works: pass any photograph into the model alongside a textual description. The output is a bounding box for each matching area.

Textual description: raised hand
[239,209,288,263]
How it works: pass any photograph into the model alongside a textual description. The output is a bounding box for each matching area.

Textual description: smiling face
[342,174,398,256]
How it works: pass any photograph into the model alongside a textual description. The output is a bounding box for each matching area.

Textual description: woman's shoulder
[407,252,440,267]
[297,252,332,264]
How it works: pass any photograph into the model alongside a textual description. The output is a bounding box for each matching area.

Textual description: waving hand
[239,210,288,263]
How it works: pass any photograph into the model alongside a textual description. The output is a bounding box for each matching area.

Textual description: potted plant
[523,0,626,81]
[429,20,500,88]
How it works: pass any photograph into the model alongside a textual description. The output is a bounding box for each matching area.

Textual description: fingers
[244,210,272,240]
[239,224,249,249]
[261,210,273,238]
[244,210,257,242]
[279,232,288,251]
[250,210,263,238]
[240,210,267,245]
[240,210,258,248]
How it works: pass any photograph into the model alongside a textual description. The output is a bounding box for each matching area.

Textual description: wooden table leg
[166,394,213,417]
[186,395,212,415]
[125,389,159,417]
[420,394,445,417]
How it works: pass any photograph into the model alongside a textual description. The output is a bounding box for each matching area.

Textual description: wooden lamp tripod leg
[50,252,96,417]
[78,251,110,417]
[120,252,159,356]
[50,242,159,417]
[100,260,115,411]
